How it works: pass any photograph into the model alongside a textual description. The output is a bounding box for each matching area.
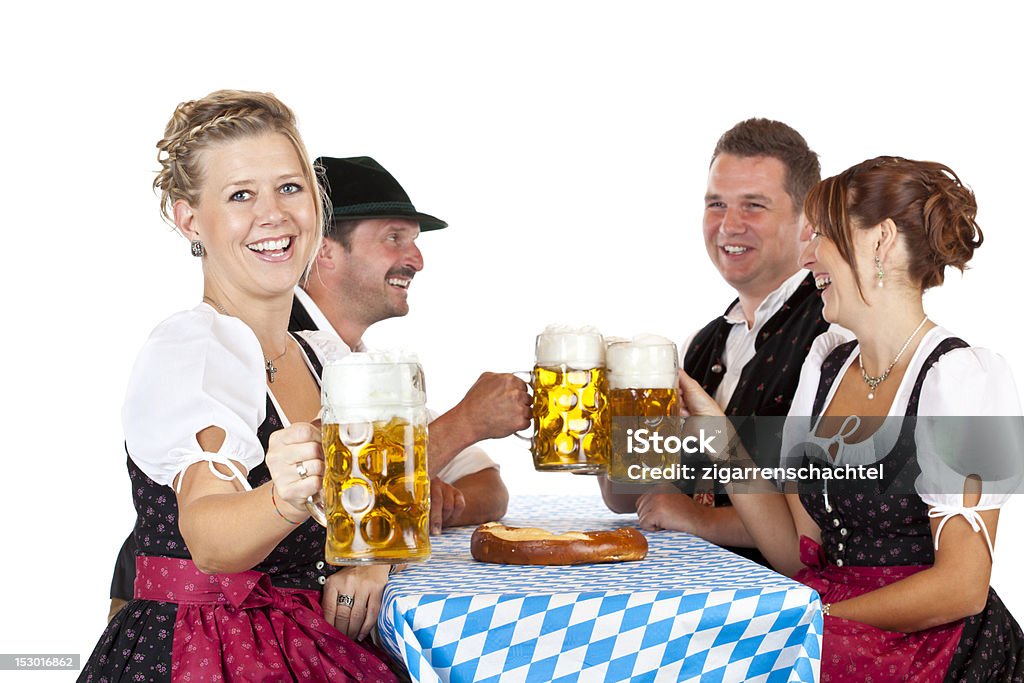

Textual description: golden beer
[313,353,431,565]
[322,417,430,565]
[608,387,680,481]
[606,337,679,483]
[531,365,610,473]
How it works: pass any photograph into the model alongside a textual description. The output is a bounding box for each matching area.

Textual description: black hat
[316,156,447,231]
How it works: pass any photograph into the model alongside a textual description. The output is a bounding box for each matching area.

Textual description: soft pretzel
[470,522,648,566]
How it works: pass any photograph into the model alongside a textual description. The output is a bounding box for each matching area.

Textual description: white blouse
[122,304,268,492]
[782,326,1024,554]
[123,307,501,497]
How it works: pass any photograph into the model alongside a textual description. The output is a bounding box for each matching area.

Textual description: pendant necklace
[203,296,289,383]
[858,315,929,400]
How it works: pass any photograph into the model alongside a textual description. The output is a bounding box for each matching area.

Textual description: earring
[874,256,884,288]
[191,240,205,258]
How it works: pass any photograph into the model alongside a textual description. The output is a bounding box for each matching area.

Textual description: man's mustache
[386,267,418,280]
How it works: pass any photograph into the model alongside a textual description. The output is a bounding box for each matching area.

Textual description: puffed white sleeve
[779,331,850,475]
[915,347,1024,555]
[122,308,268,492]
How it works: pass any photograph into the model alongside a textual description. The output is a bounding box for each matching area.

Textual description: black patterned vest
[679,274,829,565]
[683,273,829,418]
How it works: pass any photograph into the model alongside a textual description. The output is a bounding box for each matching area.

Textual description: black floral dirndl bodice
[795,337,1024,681]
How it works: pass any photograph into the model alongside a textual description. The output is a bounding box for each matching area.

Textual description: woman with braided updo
[80,91,399,682]
[677,157,1024,680]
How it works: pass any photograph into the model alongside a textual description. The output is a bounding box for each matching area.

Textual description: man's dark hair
[324,219,362,250]
[712,118,821,211]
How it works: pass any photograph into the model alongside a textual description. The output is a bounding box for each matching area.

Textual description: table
[378,496,822,682]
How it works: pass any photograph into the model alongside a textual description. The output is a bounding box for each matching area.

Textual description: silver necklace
[203,296,289,383]
[858,315,929,400]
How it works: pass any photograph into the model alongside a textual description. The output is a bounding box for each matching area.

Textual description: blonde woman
[81,91,398,682]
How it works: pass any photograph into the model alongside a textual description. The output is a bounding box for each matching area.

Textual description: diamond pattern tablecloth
[378,495,821,682]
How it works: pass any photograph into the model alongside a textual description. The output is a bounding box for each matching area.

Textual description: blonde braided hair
[154,90,325,266]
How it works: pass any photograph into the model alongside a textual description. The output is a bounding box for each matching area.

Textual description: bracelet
[822,602,831,617]
[271,485,302,526]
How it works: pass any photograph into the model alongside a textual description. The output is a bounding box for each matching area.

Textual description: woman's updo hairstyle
[154,89,324,237]
[804,156,983,293]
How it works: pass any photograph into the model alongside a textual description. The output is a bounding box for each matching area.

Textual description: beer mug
[607,336,680,482]
[517,326,610,474]
[307,352,431,565]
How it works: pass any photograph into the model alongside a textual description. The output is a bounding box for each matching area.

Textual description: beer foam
[336,349,420,366]
[322,351,426,422]
[535,325,605,369]
[603,335,629,348]
[607,334,678,389]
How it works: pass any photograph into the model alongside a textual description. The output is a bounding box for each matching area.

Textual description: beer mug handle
[306,492,327,527]
[512,370,535,442]
[306,410,328,527]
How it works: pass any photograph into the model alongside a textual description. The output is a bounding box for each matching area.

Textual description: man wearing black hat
[599,119,837,565]
[292,157,530,533]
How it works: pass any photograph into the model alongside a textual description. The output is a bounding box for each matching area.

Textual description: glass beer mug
[606,335,680,482]
[518,326,611,474]
[307,352,431,565]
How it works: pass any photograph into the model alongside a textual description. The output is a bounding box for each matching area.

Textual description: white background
[2,1,1022,677]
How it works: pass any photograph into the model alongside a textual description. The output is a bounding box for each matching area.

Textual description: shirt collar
[723,270,809,328]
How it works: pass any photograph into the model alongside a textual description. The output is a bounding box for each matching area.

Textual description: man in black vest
[600,119,832,563]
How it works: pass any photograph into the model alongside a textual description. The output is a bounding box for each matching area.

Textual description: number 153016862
[0,654,80,670]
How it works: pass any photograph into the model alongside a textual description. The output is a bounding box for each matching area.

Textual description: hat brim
[330,207,447,232]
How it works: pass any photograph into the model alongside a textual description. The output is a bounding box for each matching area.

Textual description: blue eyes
[228,183,302,202]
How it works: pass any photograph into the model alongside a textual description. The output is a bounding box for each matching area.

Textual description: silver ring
[296,461,308,479]
[337,593,355,608]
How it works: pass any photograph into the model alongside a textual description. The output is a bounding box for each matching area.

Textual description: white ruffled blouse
[122,304,269,492]
[782,326,1024,555]
[123,305,498,494]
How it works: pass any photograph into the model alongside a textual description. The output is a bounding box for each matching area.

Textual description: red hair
[804,156,982,293]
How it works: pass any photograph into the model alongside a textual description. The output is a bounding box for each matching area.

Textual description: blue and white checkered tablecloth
[379,495,822,683]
